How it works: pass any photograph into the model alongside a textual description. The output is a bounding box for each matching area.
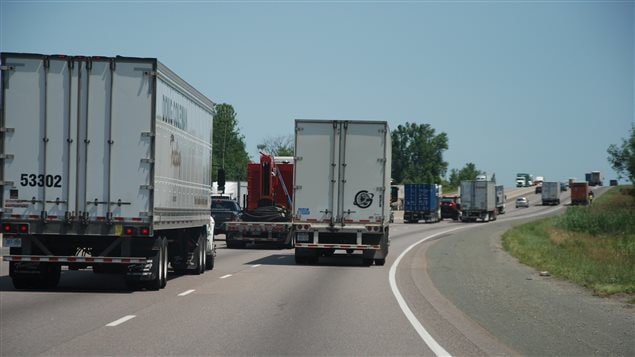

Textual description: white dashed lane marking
[178,289,195,297]
[106,315,136,327]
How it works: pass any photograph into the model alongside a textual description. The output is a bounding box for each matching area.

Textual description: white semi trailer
[460,180,497,222]
[1,53,216,290]
[293,120,391,266]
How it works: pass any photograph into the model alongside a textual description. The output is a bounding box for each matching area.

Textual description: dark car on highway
[441,195,461,220]
[211,198,241,234]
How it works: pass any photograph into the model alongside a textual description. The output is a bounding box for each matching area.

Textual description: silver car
[515,197,529,208]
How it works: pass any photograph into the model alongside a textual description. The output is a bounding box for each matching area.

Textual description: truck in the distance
[293,120,391,266]
[223,153,294,248]
[541,181,561,205]
[516,173,533,187]
[585,171,603,186]
[570,182,590,205]
[1,53,216,290]
[495,185,506,214]
[403,183,441,223]
[460,180,497,222]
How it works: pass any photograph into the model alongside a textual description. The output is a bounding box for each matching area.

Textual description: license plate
[2,237,22,248]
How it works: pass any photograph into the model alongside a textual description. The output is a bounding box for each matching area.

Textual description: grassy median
[502,186,635,302]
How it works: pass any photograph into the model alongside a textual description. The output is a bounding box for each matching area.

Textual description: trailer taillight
[2,223,29,234]
[122,226,150,236]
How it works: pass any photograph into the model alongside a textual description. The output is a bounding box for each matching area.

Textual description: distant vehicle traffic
[515,197,529,208]
[585,171,603,186]
[541,182,561,205]
[495,185,506,214]
[441,195,461,220]
[460,180,497,222]
[516,173,533,187]
[570,182,590,205]
[403,183,442,223]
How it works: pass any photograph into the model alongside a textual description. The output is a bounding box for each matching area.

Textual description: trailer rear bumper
[3,255,148,264]
[294,243,381,250]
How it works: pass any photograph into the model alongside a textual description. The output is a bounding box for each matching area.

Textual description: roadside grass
[502,186,635,302]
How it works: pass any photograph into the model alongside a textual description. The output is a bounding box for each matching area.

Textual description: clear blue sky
[2,0,633,187]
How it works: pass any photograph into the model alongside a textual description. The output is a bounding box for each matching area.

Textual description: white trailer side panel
[1,54,213,232]
[153,69,213,226]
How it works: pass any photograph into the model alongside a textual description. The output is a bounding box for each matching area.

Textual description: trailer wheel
[147,237,167,291]
[295,255,308,264]
[192,234,204,275]
[205,242,215,270]
[362,258,374,267]
[160,238,168,288]
[374,258,386,266]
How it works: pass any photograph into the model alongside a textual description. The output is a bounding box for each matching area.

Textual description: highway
[1,187,633,356]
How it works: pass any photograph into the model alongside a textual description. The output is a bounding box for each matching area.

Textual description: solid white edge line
[106,315,136,327]
[178,289,195,297]
[389,204,567,356]
[389,228,463,357]
[220,274,232,279]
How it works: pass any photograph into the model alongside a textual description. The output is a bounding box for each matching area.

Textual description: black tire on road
[192,234,204,275]
[205,242,215,270]
[147,237,167,291]
[374,258,386,266]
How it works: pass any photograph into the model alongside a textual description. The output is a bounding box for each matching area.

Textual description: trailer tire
[192,234,204,275]
[362,258,374,267]
[295,255,308,264]
[374,258,386,266]
[147,237,167,291]
[205,243,215,270]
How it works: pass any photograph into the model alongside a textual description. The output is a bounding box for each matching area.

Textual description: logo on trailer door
[353,190,374,208]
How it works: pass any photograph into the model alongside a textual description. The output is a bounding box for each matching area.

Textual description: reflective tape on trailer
[233,237,284,242]
[2,256,149,264]
[294,243,381,250]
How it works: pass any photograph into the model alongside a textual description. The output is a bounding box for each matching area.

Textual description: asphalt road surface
[1,186,633,356]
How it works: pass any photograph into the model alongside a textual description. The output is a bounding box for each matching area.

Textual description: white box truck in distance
[1,53,215,290]
[293,120,391,266]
